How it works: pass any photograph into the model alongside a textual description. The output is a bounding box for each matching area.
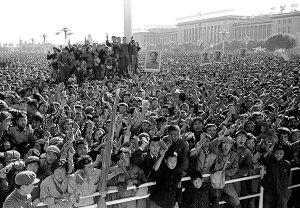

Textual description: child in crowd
[259,143,291,208]
[149,150,183,208]
[181,171,211,208]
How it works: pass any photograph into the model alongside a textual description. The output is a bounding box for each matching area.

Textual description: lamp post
[243,36,250,50]
[31,38,35,51]
[41,34,47,44]
[219,29,229,53]
[41,34,47,53]
[56,27,73,45]
[24,41,27,53]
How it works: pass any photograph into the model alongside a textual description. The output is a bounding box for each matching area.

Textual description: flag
[280,5,286,12]
[291,3,298,7]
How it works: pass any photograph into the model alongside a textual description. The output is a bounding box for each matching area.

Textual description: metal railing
[37,167,300,208]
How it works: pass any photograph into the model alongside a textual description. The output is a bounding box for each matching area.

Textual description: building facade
[133,28,178,49]
[233,17,273,41]
[133,11,300,48]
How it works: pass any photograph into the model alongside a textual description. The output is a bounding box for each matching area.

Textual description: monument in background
[124,0,132,40]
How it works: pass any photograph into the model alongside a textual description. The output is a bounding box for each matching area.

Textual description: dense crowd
[0,35,300,208]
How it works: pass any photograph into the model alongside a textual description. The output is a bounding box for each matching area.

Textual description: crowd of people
[0,35,300,208]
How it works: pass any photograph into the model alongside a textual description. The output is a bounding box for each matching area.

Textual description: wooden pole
[97,89,120,208]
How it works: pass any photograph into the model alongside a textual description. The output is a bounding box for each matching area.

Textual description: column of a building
[206,26,208,42]
[200,27,202,41]
[186,28,188,42]
[207,26,209,43]
[213,26,216,44]
[211,26,214,44]
[185,29,188,42]
[210,26,213,43]
[258,25,261,39]
[209,26,212,43]
[234,28,237,40]
[217,25,221,43]
[242,27,245,39]
[205,26,208,42]
[247,26,250,37]
[267,24,271,37]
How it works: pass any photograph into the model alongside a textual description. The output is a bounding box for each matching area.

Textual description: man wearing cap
[68,155,116,207]
[210,132,239,208]
[231,130,253,206]
[3,170,39,208]
[24,156,41,207]
[39,145,60,179]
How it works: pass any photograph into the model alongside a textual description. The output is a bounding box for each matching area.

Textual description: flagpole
[97,89,120,208]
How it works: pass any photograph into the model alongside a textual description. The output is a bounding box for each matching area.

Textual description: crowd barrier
[37,167,300,208]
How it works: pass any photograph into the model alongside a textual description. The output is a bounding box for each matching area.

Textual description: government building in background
[133,10,300,48]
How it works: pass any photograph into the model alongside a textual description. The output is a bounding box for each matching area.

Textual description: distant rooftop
[176,9,300,25]
[133,26,177,34]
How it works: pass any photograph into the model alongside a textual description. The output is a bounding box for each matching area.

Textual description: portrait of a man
[145,50,161,72]
[240,48,246,58]
[201,52,210,65]
[214,50,222,63]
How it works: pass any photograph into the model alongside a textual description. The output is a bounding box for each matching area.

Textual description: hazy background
[0,0,298,45]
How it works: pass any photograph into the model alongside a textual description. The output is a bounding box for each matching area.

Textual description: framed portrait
[213,50,222,63]
[239,48,247,59]
[227,53,233,62]
[201,52,211,66]
[144,50,161,72]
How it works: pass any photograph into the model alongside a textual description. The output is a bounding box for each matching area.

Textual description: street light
[219,29,229,53]
[56,27,73,44]
[41,34,47,44]
[31,38,35,51]
[243,36,250,50]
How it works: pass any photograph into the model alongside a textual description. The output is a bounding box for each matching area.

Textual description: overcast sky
[0,0,298,45]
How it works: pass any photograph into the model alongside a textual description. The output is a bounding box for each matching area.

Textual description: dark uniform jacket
[181,181,211,208]
[149,163,183,208]
[259,155,291,197]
